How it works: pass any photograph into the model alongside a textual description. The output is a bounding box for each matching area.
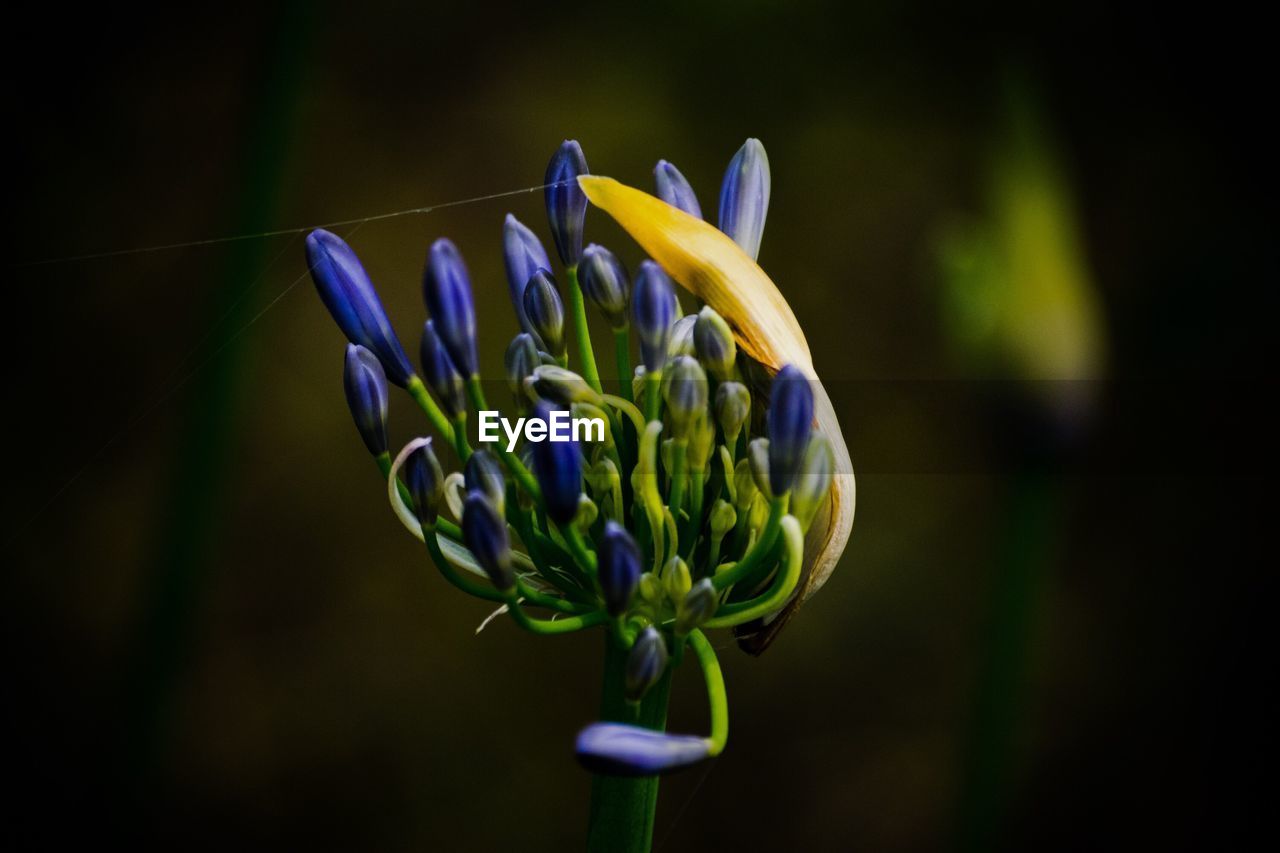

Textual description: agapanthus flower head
[625,626,669,702]
[545,140,589,266]
[598,520,641,616]
[462,492,514,590]
[522,270,566,358]
[529,401,583,524]
[342,344,389,457]
[654,159,703,219]
[422,237,479,378]
[632,260,678,372]
[766,364,813,495]
[404,438,444,526]
[503,213,553,333]
[464,449,506,515]
[307,229,414,386]
[694,306,737,380]
[575,723,710,776]
[578,244,631,330]
[418,320,466,419]
[718,138,771,261]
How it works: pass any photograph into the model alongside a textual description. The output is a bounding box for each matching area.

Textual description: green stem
[566,266,603,394]
[406,375,457,447]
[667,440,688,519]
[705,515,802,628]
[452,413,472,461]
[503,593,606,634]
[613,328,633,402]
[713,495,788,591]
[687,630,728,754]
[586,632,672,852]
[644,370,662,423]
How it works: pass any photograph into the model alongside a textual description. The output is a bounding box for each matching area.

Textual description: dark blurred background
[9,2,1272,850]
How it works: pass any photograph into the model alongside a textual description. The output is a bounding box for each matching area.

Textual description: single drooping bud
[790,433,835,531]
[343,344,389,457]
[307,229,415,386]
[465,449,506,515]
[632,260,678,372]
[527,365,604,407]
[404,438,445,526]
[767,365,813,495]
[422,238,479,378]
[462,493,515,590]
[747,437,773,500]
[715,382,751,449]
[575,722,711,776]
[676,578,718,635]
[662,556,693,606]
[598,521,641,616]
[654,159,703,219]
[693,306,737,379]
[624,626,669,702]
[662,356,709,437]
[578,244,631,329]
[503,213,553,334]
[505,333,541,395]
[522,270,567,358]
[418,320,467,419]
[545,140,589,266]
[718,138,771,261]
[667,314,697,360]
[529,401,583,524]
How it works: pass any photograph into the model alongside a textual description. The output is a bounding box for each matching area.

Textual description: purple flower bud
[718,139,771,261]
[404,439,444,526]
[419,320,466,419]
[654,160,703,219]
[422,238,479,378]
[579,244,631,330]
[575,723,710,776]
[766,365,813,494]
[342,344,389,456]
[544,140,590,266]
[598,521,641,616]
[465,449,506,516]
[306,229,414,387]
[632,261,678,372]
[504,333,541,394]
[529,401,583,525]
[522,270,566,358]
[503,213,553,334]
[625,627,669,701]
[462,493,514,590]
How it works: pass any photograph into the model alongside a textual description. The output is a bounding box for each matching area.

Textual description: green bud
[747,492,770,534]
[667,314,697,359]
[574,494,599,531]
[733,458,757,511]
[790,433,834,532]
[638,571,663,605]
[687,413,716,473]
[747,437,773,499]
[662,355,709,437]
[676,578,718,635]
[709,500,736,539]
[693,306,736,379]
[662,556,692,606]
[572,402,614,448]
[715,382,751,448]
[527,364,604,407]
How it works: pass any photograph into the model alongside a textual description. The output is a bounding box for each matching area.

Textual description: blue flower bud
[529,401,583,524]
[465,449,506,516]
[693,306,737,380]
[625,626,668,701]
[342,344,389,457]
[766,365,813,494]
[575,723,710,776]
[544,140,589,266]
[422,238,479,378]
[404,438,444,526]
[306,229,414,387]
[503,213,553,334]
[632,260,678,372]
[598,521,641,616]
[505,333,541,394]
[418,320,466,419]
[522,270,566,358]
[663,356,709,435]
[579,244,631,330]
[654,160,703,219]
[676,578,718,635]
[462,493,514,590]
[718,138,771,261]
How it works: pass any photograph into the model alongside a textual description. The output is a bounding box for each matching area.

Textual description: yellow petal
[579,174,856,653]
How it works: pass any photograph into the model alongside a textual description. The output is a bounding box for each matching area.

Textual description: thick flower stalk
[307,138,853,852]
